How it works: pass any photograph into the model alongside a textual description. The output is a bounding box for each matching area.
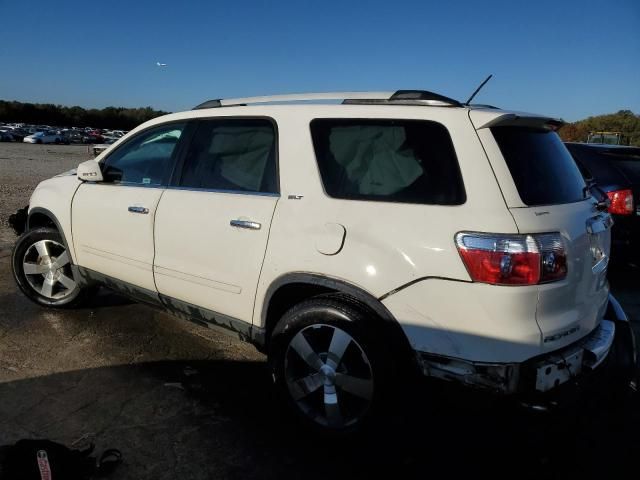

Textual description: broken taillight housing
[455,232,567,286]
[606,189,634,215]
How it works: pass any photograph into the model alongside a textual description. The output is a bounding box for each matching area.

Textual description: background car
[566,142,640,266]
[8,128,27,142]
[62,131,84,143]
[22,130,68,144]
[82,133,104,144]
[0,129,14,142]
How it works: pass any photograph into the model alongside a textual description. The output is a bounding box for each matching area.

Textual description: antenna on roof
[465,74,493,105]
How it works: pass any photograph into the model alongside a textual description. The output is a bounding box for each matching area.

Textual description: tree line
[2,99,638,145]
[0,100,168,130]
[558,110,640,146]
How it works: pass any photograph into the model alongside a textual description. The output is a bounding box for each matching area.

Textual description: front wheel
[270,296,394,433]
[12,228,85,307]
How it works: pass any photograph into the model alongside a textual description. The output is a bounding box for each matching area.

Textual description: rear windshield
[491,127,587,206]
[310,119,465,205]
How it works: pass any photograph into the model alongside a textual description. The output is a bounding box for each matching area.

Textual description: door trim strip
[154,265,242,294]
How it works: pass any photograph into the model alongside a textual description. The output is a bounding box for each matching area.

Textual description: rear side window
[179,118,277,193]
[310,119,465,205]
[491,127,586,206]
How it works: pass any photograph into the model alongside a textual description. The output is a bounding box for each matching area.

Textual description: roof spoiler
[470,110,565,130]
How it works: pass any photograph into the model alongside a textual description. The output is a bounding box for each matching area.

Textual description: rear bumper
[416,294,636,395]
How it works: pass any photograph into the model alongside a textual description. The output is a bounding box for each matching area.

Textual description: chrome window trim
[88,182,165,189]
[165,185,280,197]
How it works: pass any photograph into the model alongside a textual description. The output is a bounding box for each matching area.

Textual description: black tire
[269,295,395,433]
[11,228,85,308]
[36,139,42,144]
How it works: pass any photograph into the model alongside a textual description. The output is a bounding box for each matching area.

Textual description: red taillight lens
[455,232,567,286]
[606,189,634,215]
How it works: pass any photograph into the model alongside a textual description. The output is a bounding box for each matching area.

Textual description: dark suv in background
[565,143,640,266]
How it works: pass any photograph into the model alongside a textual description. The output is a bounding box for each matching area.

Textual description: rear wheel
[270,296,394,433]
[12,228,85,307]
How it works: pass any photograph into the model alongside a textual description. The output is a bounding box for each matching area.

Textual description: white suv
[11,90,636,431]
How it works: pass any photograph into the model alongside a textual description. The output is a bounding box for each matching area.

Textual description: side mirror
[77,160,104,182]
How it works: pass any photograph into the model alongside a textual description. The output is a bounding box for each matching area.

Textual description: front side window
[102,123,185,186]
[310,119,465,205]
[178,118,277,193]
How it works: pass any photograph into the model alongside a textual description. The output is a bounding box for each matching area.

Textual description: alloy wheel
[284,324,374,429]
[22,239,76,299]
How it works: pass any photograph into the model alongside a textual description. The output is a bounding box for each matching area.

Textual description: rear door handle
[230,219,261,230]
[128,206,149,214]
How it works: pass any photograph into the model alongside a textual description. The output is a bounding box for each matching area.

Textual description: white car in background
[23,130,66,144]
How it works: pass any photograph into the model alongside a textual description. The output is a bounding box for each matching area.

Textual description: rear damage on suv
[383,109,636,398]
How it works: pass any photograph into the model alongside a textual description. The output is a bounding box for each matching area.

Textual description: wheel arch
[259,273,418,370]
[27,208,74,263]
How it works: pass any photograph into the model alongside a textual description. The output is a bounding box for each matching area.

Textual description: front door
[72,122,187,292]
[153,118,279,323]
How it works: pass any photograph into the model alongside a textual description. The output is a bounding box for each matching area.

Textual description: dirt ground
[1,143,639,479]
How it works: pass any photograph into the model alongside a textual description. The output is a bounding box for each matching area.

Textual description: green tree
[0,100,168,130]
[559,110,640,146]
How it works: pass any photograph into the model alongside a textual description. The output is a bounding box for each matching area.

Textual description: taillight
[455,232,567,286]
[606,189,634,215]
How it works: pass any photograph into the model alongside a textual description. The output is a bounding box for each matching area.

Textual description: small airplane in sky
[156,62,168,67]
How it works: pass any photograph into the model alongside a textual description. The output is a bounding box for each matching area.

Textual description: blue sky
[1,0,638,121]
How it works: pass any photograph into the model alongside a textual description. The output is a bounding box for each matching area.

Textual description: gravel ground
[0,143,88,246]
[1,142,639,479]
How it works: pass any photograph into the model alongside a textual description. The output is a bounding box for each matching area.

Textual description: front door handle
[128,206,149,214]
[230,219,261,230]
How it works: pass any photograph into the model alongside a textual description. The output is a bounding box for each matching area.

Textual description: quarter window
[310,119,465,205]
[491,127,587,206]
[179,119,277,193]
[102,123,185,186]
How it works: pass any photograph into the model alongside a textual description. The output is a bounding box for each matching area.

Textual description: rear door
[153,117,279,324]
[473,117,611,352]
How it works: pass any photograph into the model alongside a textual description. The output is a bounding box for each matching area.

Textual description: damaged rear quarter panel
[381,278,543,363]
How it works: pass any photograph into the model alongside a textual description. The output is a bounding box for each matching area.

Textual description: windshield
[491,127,587,206]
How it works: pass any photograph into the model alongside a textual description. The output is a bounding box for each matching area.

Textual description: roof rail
[193,99,223,109]
[192,90,462,110]
[389,90,462,107]
[468,103,500,110]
